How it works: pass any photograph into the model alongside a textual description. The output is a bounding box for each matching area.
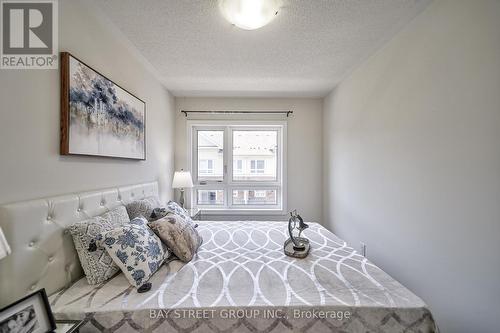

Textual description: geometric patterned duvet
[49,221,438,332]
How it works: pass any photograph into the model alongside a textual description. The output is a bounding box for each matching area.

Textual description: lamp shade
[0,226,11,260]
[172,170,194,189]
[219,0,281,30]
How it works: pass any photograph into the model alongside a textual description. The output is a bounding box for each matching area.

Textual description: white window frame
[187,120,287,215]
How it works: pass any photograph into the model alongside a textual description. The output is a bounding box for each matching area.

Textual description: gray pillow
[126,197,162,221]
[69,205,129,284]
[148,213,202,263]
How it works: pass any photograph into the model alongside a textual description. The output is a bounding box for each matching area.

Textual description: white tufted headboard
[0,182,159,307]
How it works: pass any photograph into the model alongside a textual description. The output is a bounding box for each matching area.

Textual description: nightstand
[55,320,84,333]
[186,208,202,220]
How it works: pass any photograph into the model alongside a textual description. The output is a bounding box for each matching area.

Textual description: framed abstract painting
[60,52,146,160]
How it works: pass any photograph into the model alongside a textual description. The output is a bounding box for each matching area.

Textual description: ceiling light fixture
[219,0,282,30]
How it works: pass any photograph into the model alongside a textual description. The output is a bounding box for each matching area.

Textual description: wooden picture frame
[0,288,56,333]
[60,52,146,160]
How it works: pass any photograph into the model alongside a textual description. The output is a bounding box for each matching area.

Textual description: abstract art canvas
[60,52,146,160]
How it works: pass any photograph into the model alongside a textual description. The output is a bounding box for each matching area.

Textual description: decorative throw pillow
[167,200,197,228]
[126,197,162,221]
[69,205,129,285]
[148,213,202,263]
[150,207,169,221]
[96,217,169,288]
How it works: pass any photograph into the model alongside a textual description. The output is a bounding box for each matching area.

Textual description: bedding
[126,197,162,221]
[150,207,169,221]
[68,205,130,285]
[95,217,170,288]
[148,213,202,262]
[167,200,196,227]
[50,221,437,333]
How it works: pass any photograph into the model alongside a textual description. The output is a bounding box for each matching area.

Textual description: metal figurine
[284,210,311,258]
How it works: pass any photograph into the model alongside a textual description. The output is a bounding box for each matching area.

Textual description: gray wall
[323,0,500,332]
[0,0,176,204]
[175,97,323,222]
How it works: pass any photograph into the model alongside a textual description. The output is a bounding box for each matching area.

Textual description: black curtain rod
[181,110,293,117]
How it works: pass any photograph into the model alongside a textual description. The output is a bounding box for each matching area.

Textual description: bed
[0,182,437,332]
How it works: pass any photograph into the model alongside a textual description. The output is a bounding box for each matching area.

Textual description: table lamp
[172,170,193,208]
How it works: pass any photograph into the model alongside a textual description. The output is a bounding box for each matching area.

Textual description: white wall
[175,97,323,221]
[323,1,500,332]
[0,0,176,204]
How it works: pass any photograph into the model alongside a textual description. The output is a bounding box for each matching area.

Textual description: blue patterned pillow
[96,217,169,288]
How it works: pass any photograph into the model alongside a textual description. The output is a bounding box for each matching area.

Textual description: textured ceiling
[92,0,431,97]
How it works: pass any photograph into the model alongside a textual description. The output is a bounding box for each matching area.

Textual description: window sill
[198,208,285,216]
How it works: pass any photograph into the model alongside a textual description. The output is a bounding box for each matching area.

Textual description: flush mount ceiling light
[219,0,282,30]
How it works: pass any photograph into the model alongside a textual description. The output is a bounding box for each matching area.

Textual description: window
[197,190,224,206]
[234,159,243,174]
[197,131,223,181]
[254,190,266,198]
[199,159,214,174]
[232,190,277,205]
[234,131,277,181]
[250,160,265,174]
[189,121,286,213]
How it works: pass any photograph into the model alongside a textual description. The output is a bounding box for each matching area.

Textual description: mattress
[49,221,437,332]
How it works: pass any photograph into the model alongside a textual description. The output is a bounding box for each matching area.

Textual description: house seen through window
[189,122,285,212]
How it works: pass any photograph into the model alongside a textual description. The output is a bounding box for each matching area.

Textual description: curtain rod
[181,110,293,117]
